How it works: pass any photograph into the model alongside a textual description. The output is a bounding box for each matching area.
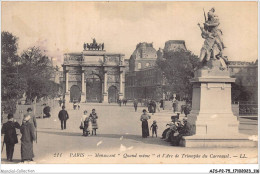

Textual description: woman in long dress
[140,109,151,138]
[20,114,36,162]
[81,110,88,136]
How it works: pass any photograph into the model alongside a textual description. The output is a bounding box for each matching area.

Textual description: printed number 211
[54,153,63,157]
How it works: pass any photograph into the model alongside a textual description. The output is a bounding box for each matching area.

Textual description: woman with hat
[20,114,36,163]
[81,110,89,136]
[140,109,151,138]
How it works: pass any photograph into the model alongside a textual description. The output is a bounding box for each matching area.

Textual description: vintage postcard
[0,1,258,172]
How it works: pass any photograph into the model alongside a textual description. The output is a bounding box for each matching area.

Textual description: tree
[231,80,252,102]
[156,50,199,100]
[1,31,26,113]
[19,46,59,103]
[1,31,19,66]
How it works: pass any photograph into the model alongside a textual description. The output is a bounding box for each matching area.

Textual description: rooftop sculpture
[83,38,104,51]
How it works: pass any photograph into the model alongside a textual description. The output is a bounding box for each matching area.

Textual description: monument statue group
[198,8,228,70]
[83,38,105,51]
[180,8,256,148]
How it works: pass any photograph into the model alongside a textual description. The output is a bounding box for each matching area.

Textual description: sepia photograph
[0,0,259,173]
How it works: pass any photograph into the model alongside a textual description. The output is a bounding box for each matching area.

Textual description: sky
[1,1,258,66]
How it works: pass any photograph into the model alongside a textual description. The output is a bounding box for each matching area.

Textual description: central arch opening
[108,85,118,103]
[70,85,81,102]
[86,74,102,103]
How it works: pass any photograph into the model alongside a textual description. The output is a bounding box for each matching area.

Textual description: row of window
[137,62,152,69]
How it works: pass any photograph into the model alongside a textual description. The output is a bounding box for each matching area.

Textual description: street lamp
[15,58,21,101]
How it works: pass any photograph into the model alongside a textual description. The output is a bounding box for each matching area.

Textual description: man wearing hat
[58,106,69,130]
[174,117,192,146]
[1,113,20,161]
[179,117,192,136]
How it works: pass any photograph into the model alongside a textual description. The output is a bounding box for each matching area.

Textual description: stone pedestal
[180,60,256,147]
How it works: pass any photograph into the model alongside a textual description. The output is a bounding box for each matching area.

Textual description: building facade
[62,41,126,103]
[125,40,186,101]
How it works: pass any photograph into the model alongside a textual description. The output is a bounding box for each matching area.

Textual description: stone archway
[86,74,102,103]
[70,85,81,102]
[108,85,118,103]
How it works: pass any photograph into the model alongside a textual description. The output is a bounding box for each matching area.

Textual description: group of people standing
[80,109,98,136]
[139,109,158,138]
[147,100,160,114]
[116,99,128,106]
[58,106,99,137]
[1,108,37,163]
[139,108,191,145]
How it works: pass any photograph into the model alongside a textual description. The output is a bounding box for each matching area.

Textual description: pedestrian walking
[1,114,20,161]
[59,98,62,107]
[20,114,36,162]
[156,101,160,112]
[58,106,69,130]
[140,109,151,138]
[148,100,152,113]
[133,99,138,112]
[150,120,158,137]
[89,109,98,136]
[73,102,77,110]
[172,99,178,113]
[184,104,190,117]
[160,99,164,110]
[152,100,156,114]
[118,99,122,107]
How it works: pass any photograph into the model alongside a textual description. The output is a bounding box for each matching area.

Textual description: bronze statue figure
[197,8,227,70]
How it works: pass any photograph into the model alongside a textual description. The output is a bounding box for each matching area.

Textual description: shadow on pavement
[38,130,175,147]
[98,133,173,147]
[1,158,21,164]
[38,130,81,137]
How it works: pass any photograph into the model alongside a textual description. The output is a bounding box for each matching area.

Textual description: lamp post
[15,58,21,101]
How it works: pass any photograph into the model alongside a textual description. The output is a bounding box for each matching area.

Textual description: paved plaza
[1,104,258,164]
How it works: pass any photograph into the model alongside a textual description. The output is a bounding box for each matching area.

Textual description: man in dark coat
[20,114,36,162]
[58,106,69,130]
[1,113,20,161]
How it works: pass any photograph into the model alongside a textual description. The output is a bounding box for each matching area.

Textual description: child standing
[150,120,158,137]
[89,109,98,136]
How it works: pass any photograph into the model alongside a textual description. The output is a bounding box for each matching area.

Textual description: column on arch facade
[64,68,70,107]
[103,70,108,102]
[119,68,125,100]
[81,69,86,103]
